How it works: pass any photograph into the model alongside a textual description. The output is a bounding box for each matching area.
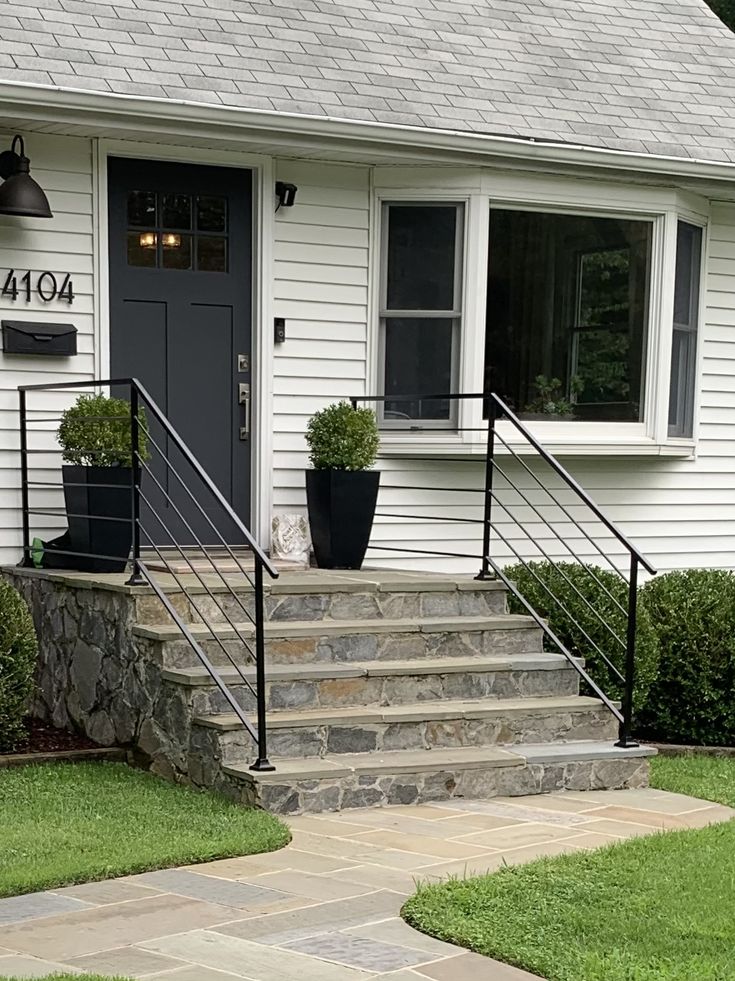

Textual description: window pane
[197,236,227,272]
[484,210,651,422]
[384,317,453,420]
[161,193,191,230]
[386,205,458,310]
[668,222,702,437]
[197,196,227,233]
[127,190,156,227]
[162,233,192,269]
[127,231,157,267]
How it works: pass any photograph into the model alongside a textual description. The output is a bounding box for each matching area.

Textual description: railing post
[18,389,33,567]
[250,561,274,772]
[616,554,640,749]
[126,385,144,586]
[476,395,496,580]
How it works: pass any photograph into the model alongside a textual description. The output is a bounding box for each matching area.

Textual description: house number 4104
[2,269,74,304]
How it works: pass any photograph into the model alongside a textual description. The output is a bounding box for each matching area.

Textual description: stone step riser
[225,756,650,814]
[152,625,545,670]
[184,665,580,715]
[134,587,507,626]
[209,707,619,763]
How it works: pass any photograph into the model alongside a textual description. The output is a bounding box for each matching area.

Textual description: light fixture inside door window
[139,231,157,249]
[162,233,181,248]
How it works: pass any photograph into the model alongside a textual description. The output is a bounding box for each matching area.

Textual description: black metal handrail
[18,377,278,772]
[352,391,656,748]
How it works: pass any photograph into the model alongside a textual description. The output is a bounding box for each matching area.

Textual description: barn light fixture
[275,181,297,211]
[0,135,53,218]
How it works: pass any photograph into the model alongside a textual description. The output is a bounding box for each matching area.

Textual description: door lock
[237,354,249,372]
[239,383,251,440]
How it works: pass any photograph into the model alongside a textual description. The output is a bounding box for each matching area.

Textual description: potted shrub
[522,374,583,421]
[52,393,148,573]
[305,401,380,569]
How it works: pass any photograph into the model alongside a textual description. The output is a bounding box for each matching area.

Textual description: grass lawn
[0,761,289,898]
[402,755,735,981]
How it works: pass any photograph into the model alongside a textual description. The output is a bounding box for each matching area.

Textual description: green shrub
[0,581,37,752]
[306,401,379,471]
[504,560,659,712]
[58,393,149,467]
[639,569,735,746]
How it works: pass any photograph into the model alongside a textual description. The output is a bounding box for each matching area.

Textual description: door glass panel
[162,233,192,269]
[127,231,157,267]
[197,196,227,233]
[197,236,227,272]
[162,193,192,230]
[127,190,156,227]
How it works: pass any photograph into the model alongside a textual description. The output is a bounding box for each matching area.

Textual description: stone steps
[192,695,619,761]
[162,653,581,713]
[135,615,544,668]
[221,741,656,813]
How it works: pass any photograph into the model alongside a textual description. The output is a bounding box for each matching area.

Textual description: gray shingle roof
[1,0,734,163]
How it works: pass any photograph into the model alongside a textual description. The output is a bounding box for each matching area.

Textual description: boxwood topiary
[504,560,660,713]
[639,569,735,746]
[306,401,379,471]
[58,393,149,468]
[0,581,37,752]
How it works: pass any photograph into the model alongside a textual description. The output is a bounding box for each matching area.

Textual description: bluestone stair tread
[194,694,609,731]
[134,614,536,642]
[222,740,654,783]
[162,653,576,687]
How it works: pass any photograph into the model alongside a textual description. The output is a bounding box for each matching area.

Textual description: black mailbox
[2,320,77,357]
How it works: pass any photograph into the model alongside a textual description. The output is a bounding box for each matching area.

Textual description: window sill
[377,435,696,459]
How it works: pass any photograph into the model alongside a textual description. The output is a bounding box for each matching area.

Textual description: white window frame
[370,172,709,458]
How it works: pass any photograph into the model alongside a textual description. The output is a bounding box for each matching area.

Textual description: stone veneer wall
[2,569,213,791]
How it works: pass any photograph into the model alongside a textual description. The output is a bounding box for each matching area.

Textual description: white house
[0,0,734,573]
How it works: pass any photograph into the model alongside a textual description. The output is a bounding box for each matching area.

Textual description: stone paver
[0,791,731,981]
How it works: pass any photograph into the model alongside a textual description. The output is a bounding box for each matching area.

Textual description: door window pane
[386,205,457,310]
[162,193,191,230]
[127,231,157,267]
[162,233,192,269]
[484,209,651,422]
[197,196,227,233]
[197,236,227,272]
[384,318,453,420]
[127,190,156,227]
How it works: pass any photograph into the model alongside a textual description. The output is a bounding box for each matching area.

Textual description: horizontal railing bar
[373,511,485,525]
[18,377,136,392]
[137,558,259,743]
[27,480,127,491]
[26,508,132,525]
[366,544,483,560]
[22,545,132,564]
[487,556,624,723]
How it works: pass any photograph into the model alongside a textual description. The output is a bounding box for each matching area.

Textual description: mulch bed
[14,718,100,754]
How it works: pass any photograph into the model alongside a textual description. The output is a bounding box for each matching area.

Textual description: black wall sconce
[275,181,297,211]
[0,135,53,218]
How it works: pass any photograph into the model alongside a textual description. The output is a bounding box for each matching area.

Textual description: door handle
[239,383,251,440]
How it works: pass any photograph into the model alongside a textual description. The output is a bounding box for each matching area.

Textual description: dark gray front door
[108,157,252,546]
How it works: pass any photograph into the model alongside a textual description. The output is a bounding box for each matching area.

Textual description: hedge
[0,581,37,752]
[639,569,735,746]
[504,560,660,713]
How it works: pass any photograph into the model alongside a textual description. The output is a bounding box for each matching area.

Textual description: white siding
[272,160,370,513]
[0,134,95,564]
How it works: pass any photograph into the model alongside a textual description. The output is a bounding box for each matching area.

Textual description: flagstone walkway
[1,788,732,981]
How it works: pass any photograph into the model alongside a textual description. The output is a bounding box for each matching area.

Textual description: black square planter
[61,465,133,573]
[306,469,379,570]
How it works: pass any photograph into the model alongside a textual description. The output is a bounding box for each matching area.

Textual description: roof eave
[1,80,735,182]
